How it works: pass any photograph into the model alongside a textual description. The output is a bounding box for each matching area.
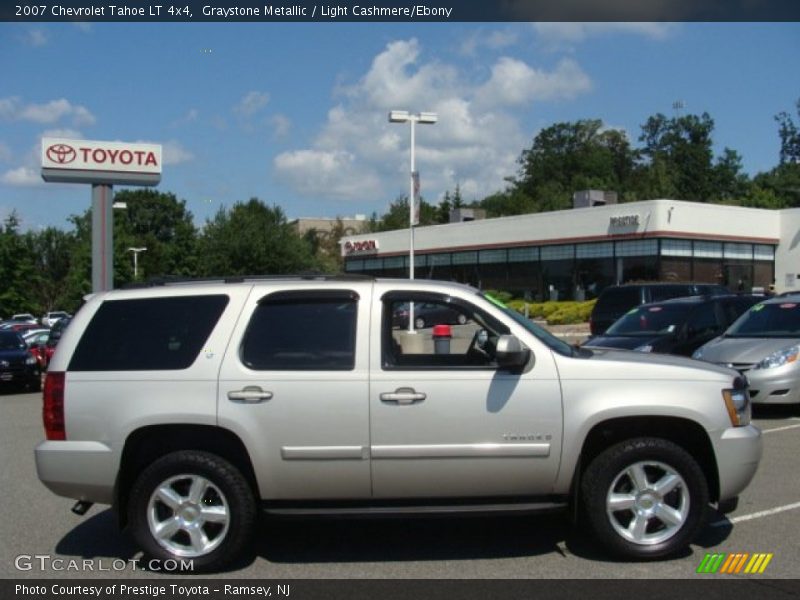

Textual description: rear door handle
[380,388,426,405]
[227,386,273,403]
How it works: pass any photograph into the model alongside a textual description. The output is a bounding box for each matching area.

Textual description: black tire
[581,437,708,559]
[128,450,256,573]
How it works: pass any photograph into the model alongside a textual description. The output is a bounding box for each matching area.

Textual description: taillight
[43,371,65,441]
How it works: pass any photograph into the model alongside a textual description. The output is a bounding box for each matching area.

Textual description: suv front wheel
[128,450,256,572]
[581,437,709,559]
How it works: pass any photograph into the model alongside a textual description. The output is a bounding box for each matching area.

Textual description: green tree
[198,199,316,276]
[24,227,77,313]
[113,189,199,282]
[0,213,38,316]
[776,98,800,165]
[506,119,636,214]
[637,112,717,201]
[366,196,439,232]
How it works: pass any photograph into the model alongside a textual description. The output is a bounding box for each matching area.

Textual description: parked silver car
[693,294,800,405]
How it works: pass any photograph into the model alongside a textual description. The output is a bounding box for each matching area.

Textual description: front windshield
[605,304,693,336]
[726,301,800,338]
[480,293,575,357]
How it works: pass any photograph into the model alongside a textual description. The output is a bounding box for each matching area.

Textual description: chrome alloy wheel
[605,460,690,546]
[147,474,230,558]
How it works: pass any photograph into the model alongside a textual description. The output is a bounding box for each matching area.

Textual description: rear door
[217,283,372,500]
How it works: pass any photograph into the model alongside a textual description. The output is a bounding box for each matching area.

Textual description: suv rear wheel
[128,450,256,572]
[581,437,708,559]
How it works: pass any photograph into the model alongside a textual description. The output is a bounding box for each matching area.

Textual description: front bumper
[745,367,800,405]
[713,424,762,501]
[35,440,117,504]
[0,364,40,386]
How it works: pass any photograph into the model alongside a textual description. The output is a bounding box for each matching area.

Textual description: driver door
[368,289,563,499]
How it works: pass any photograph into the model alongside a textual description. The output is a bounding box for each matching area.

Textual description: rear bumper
[35,440,117,504]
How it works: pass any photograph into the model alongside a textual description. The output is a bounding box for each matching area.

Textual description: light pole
[127,247,147,280]
[388,110,437,333]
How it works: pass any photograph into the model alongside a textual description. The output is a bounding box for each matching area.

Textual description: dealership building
[340,194,800,301]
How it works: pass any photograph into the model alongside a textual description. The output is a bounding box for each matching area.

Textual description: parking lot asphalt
[2,390,799,581]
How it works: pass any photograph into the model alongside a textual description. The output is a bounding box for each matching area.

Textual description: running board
[262,501,568,518]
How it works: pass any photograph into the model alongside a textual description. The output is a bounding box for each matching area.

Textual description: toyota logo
[46,143,77,164]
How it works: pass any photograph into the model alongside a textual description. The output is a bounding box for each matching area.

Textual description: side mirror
[495,335,530,371]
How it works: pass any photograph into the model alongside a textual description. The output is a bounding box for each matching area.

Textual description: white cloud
[274,149,382,199]
[0,98,19,119]
[1,167,42,187]
[274,38,593,205]
[270,114,291,138]
[172,108,199,127]
[26,29,48,47]
[2,97,96,126]
[234,91,270,117]
[476,57,592,107]
[41,128,83,140]
[460,29,519,56]
[135,140,194,166]
[162,141,194,165]
[349,39,459,110]
[533,23,675,48]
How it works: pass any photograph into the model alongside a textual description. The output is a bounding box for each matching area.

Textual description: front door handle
[227,386,273,403]
[380,387,426,405]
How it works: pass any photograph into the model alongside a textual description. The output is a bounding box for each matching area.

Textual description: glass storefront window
[661,239,693,257]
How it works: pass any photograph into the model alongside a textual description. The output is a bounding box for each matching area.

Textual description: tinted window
[649,285,692,302]
[595,287,641,311]
[241,293,357,370]
[69,295,229,371]
[686,302,720,336]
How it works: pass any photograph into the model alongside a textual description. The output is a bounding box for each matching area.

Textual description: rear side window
[241,291,357,371]
[69,295,229,371]
[596,287,640,311]
[649,285,692,302]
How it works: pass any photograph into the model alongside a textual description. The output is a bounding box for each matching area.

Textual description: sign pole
[91,184,114,292]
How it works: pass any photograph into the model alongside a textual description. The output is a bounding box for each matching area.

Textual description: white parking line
[711,501,800,528]
[761,423,800,434]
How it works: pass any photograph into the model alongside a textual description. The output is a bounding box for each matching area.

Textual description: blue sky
[1,22,799,232]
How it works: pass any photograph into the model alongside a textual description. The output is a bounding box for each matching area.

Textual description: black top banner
[3,0,800,22]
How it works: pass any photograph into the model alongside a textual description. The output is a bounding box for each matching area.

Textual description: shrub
[484,290,514,304]
[505,298,597,325]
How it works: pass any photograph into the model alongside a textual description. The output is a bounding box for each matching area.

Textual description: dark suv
[590,282,730,336]
[584,295,761,356]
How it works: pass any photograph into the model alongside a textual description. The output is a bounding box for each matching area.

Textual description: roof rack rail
[120,272,375,289]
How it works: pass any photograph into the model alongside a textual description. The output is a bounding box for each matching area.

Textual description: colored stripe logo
[696,553,773,574]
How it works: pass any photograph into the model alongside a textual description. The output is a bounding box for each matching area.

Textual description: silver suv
[35,276,762,572]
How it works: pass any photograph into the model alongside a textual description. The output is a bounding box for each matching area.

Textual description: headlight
[754,344,800,370]
[723,380,750,427]
[634,344,653,353]
[25,356,37,366]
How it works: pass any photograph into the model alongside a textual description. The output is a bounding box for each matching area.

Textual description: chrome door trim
[371,443,550,459]
[281,446,368,460]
